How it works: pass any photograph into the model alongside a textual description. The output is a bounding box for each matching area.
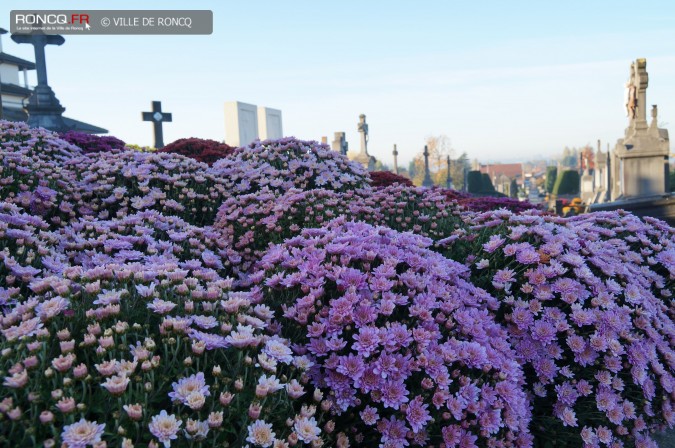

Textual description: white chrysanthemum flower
[149,410,182,447]
[246,420,275,447]
[61,418,105,448]
[294,416,321,443]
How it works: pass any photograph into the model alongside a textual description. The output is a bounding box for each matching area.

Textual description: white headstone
[257,107,283,140]
[224,101,259,147]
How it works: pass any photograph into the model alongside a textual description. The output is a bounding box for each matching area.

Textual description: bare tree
[410,135,454,186]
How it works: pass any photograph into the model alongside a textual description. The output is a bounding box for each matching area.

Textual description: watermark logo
[11,10,212,35]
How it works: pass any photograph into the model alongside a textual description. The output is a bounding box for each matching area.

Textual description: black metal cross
[142,101,172,148]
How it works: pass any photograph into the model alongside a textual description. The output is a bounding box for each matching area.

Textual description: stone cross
[422,145,433,187]
[12,32,64,87]
[11,31,68,131]
[392,144,399,174]
[446,155,453,189]
[142,101,172,148]
[357,114,369,156]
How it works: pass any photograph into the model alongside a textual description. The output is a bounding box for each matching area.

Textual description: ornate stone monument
[590,58,673,224]
[331,132,348,156]
[142,101,172,149]
[611,59,669,199]
[350,114,375,170]
[11,32,68,131]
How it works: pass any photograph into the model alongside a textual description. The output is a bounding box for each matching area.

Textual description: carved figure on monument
[357,114,369,154]
[625,64,638,119]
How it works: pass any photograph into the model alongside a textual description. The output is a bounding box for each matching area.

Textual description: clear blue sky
[2,1,675,165]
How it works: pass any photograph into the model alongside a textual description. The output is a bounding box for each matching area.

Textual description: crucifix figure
[422,145,434,187]
[11,31,68,131]
[142,101,172,148]
[357,114,369,156]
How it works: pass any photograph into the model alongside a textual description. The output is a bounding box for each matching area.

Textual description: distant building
[478,163,523,194]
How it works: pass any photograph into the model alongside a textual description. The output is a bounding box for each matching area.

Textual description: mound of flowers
[58,210,238,277]
[159,138,235,166]
[0,260,331,447]
[252,219,533,446]
[458,195,542,214]
[564,211,674,309]
[214,185,468,278]
[66,151,229,226]
[438,188,542,214]
[362,185,466,240]
[214,188,378,276]
[208,137,369,198]
[0,202,64,294]
[0,121,84,226]
[59,131,127,154]
[369,171,414,188]
[437,209,675,446]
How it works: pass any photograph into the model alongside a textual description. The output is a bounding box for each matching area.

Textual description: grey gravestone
[142,101,172,149]
[332,132,348,156]
[11,31,69,131]
[224,101,259,147]
[257,107,283,140]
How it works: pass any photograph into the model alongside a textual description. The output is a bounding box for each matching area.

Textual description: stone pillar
[352,114,375,170]
[422,145,433,187]
[446,155,452,189]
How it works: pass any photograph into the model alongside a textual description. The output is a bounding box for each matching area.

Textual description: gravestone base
[589,193,675,226]
[350,152,375,171]
[25,85,69,132]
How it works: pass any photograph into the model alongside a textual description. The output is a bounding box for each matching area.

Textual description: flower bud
[39,411,54,424]
[219,392,234,406]
[248,403,261,419]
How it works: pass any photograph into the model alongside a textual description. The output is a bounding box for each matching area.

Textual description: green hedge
[481,173,496,192]
[510,179,518,198]
[467,171,482,193]
[552,170,580,196]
